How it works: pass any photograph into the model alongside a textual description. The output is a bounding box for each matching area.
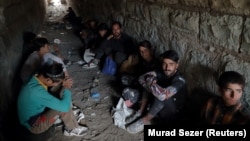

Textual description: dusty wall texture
[0,0,46,130]
[1,1,250,136]
[71,0,250,110]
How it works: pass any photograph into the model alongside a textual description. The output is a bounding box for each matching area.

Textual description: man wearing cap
[126,50,188,134]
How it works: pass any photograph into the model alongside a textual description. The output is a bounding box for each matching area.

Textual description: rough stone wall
[46,0,71,21]
[0,0,46,124]
[71,0,250,110]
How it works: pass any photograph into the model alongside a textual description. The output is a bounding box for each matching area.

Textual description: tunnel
[1,0,250,140]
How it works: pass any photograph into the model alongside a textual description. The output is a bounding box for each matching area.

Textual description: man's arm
[138,71,157,92]
[37,88,72,112]
[149,75,186,101]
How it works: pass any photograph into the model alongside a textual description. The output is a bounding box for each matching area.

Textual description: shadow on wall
[181,64,218,124]
[184,87,215,124]
[181,63,219,95]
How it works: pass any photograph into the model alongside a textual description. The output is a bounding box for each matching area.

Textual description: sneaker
[125,111,141,124]
[72,106,85,123]
[76,60,86,65]
[54,118,63,127]
[82,63,97,69]
[126,118,144,134]
[73,109,81,116]
[76,112,85,123]
[64,125,88,137]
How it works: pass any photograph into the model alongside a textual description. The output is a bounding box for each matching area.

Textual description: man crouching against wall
[17,62,88,137]
[126,50,188,134]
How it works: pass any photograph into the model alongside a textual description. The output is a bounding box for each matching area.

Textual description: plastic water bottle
[89,71,101,101]
[90,86,100,101]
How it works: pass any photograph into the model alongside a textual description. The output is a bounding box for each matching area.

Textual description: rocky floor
[39,22,144,141]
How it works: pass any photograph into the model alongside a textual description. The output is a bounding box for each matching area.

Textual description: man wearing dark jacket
[126,50,188,134]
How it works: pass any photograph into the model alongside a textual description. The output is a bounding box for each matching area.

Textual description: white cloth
[83,48,95,63]
[43,53,67,72]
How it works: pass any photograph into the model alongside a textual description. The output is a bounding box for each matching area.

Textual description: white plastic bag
[111,98,134,130]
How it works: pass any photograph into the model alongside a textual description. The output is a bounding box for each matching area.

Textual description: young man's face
[41,44,50,54]
[139,46,153,62]
[98,29,107,37]
[162,58,178,77]
[220,83,243,106]
[112,24,121,38]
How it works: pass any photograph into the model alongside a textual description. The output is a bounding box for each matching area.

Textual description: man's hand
[145,74,156,87]
[107,35,113,40]
[63,76,73,88]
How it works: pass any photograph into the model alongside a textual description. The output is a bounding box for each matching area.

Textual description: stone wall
[71,0,250,110]
[0,0,46,126]
[0,0,249,131]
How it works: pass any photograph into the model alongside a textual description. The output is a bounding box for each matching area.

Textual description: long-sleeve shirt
[138,70,187,108]
[102,33,135,56]
[17,76,72,129]
[201,96,250,125]
[20,51,43,84]
[135,57,161,78]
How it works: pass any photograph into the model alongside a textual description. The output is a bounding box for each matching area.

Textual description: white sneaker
[76,112,85,123]
[126,118,144,134]
[82,63,97,69]
[64,125,88,137]
[54,118,63,127]
[73,109,81,116]
[76,60,86,65]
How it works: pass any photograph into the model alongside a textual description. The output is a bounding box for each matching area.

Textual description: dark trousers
[149,97,179,123]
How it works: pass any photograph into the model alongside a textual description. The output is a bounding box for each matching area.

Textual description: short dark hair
[68,7,73,11]
[39,62,65,82]
[33,37,49,51]
[160,50,179,63]
[218,71,245,89]
[98,23,109,31]
[138,40,152,50]
[111,21,122,29]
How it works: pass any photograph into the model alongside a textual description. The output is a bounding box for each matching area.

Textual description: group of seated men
[16,12,250,138]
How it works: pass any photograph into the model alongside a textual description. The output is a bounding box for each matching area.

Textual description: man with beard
[99,21,135,70]
[126,50,188,134]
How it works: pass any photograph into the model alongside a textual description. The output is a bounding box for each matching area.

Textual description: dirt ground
[38,21,144,141]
